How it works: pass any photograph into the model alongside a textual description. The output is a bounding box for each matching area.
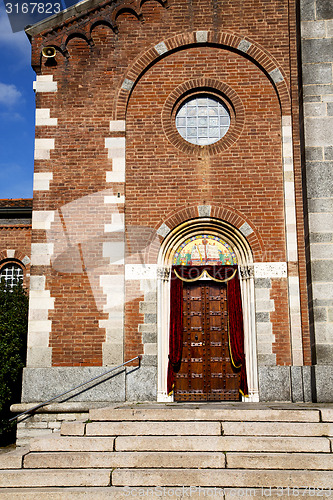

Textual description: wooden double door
[174,281,241,401]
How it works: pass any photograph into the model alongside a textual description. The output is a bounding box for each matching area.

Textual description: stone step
[22,450,333,470]
[0,469,111,488]
[222,421,333,436]
[0,448,29,470]
[0,488,122,499]
[0,487,330,500]
[61,420,333,437]
[226,452,333,469]
[115,435,331,453]
[24,451,226,469]
[30,436,115,452]
[61,421,333,436]
[89,406,321,422]
[322,409,333,422]
[84,421,221,436]
[111,468,333,488]
[0,487,329,500]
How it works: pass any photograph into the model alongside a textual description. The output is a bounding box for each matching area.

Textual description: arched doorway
[157,217,259,402]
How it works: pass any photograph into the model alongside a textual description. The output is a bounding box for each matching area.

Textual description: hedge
[0,279,28,446]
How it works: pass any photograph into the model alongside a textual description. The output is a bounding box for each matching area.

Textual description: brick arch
[116,30,290,119]
[0,250,29,268]
[146,204,264,263]
[0,259,26,272]
[13,251,29,265]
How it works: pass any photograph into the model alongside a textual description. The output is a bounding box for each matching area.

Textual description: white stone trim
[33,75,57,93]
[121,78,134,91]
[254,262,287,278]
[31,243,54,266]
[196,31,208,43]
[237,39,252,53]
[22,255,30,266]
[239,222,254,237]
[104,195,125,204]
[27,275,54,367]
[105,213,125,233]
[105,134,126,184]
[106,171,125,183]
[102,241,125,265]
[109,120,125,132]
[255,286,276,365]
[157,223,171,238]
[281,115,304,366]
[32,211,55,230]
[105,137,126,150]
[154,41,168,55]
[33,172,53,191]
[198,205,211,217]
[101,117,126,364]
[99,274,125,365]
[269,68,284,84]
[35,108,58,126]
[282,116,298,262]
[6,249,15,258]
[144,343,157,355]
[125,264,158,280]
[288,275,304,366]
[34,138,55,160]
[29,290,55,310]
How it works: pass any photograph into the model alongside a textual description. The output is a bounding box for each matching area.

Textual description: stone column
[301,0,333,401]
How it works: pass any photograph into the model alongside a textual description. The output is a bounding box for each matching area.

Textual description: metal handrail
[9,355,142,422]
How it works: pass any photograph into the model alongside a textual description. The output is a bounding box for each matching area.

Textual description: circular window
[175,95,230,146]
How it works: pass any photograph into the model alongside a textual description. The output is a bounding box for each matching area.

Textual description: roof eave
[25,0,103,38]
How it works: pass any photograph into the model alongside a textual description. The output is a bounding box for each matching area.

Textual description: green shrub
[0,279,28,446]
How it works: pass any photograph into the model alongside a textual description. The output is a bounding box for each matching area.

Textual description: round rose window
[175,95,230,145]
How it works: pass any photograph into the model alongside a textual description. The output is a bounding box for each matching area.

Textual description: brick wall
[23,0,311,399]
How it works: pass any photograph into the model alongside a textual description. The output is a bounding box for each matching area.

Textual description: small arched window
[0,263,24,288]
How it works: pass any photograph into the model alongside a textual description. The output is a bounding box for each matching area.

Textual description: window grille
[0,264,23,288]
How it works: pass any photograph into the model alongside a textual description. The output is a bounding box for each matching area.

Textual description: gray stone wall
[301,0,333,369]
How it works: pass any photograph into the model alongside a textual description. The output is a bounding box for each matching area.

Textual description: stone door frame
[157,217,259,402]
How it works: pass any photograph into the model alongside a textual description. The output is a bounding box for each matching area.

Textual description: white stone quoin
[33,172,53,191]
[33,75,57,93]
[35,108,58,126]
[27,276,54,367]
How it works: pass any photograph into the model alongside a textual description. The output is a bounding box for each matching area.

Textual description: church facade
[2,0,332,406]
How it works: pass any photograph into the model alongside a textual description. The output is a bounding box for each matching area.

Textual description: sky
[0,2,36,199]
[0,0,79,200]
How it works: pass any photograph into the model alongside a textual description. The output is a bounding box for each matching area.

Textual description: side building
[0,199,32,289]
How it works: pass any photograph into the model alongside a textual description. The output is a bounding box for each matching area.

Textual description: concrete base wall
[258,366,313,402]
[259,365,333,403]
[21,364,333,404]
[313,366,333,403]
[21,364,157,404]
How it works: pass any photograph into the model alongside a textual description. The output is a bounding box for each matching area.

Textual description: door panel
[174,281,240,401]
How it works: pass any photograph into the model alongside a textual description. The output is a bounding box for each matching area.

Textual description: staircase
[1,403,333,498]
